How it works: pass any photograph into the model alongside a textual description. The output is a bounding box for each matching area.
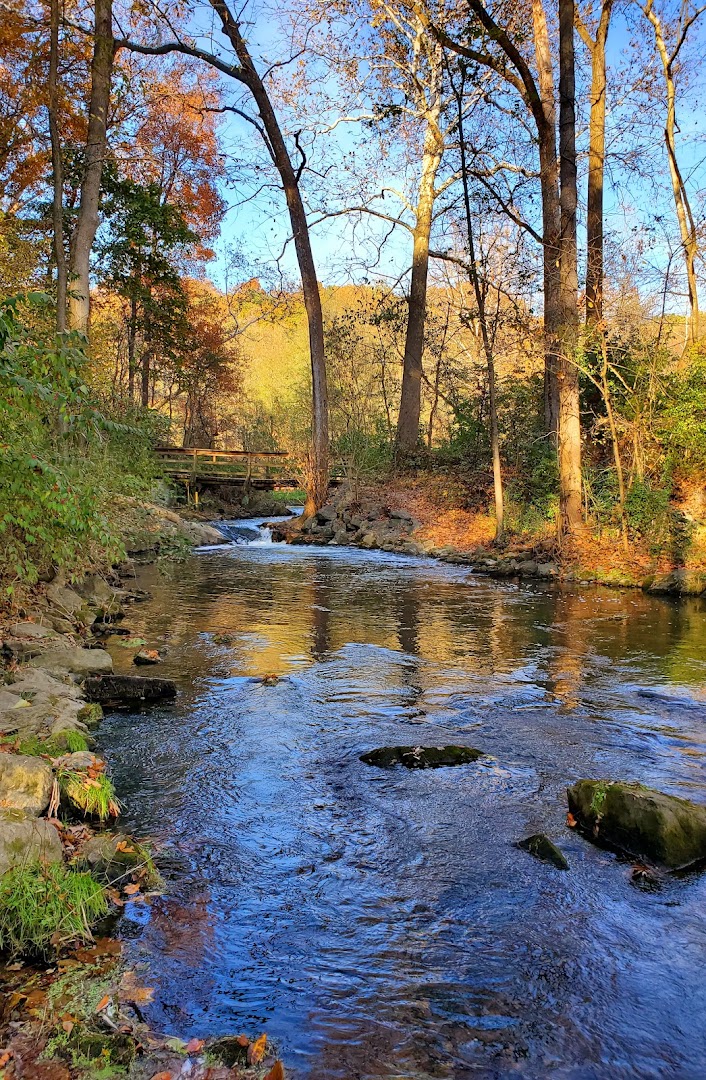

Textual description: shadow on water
[98,532,706,1079]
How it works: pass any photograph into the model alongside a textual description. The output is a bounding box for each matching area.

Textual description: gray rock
[0,755,54,816]
[518,560,538,574]
[28,646,113,678]
[360,745,484,769]
[390,508,413,522]
[315,505,338,524]
[360,533,377,549]
[81,832,155,884]
[518,833,569,870]
[567,779,706,870]
[10,623,60,641]
[537,562,559,578]
[83,674,177,707]
[53,751,101,771]
[183,521,229,546]
[0,813,63,875]
[46,581,87,616]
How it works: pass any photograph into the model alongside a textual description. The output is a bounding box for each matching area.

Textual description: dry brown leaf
[247,1032,267,1065]
[61,1020,74,1035]
[185,1037,205,1053]
[566,812,577,828]
[95,995,111,1013]
[123,883,140,895]
[264,1061,285,1080]
[236,1034,249,1046]
[148,1073,173,1080]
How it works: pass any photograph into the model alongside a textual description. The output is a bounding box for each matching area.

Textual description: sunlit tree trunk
[642,0,701,347]
[396,118,444,454]
[48,0,67,333]
[68,0,114,335]
[576,0,614,325]
[557,0,583,533]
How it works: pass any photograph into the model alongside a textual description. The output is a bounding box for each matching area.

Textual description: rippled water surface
[98,527,706,1079]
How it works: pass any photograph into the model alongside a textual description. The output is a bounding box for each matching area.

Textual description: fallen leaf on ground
[61,1020,74,1035]
[185,1037,205,1053]
[247,1033,267,1065]
[123,883,140,895]
[566,812,577,828]
[264,1061,285,1080]
[148,1073,173,1080]
[95,995,111,1012]
[236,1034,249,1046]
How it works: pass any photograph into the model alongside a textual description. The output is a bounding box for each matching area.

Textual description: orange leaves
[119,971,155,1006]
[566,812,577,828]
[185,1037,205,1053]
[264,1062,285,1080]
[95,994,111,1013]
[247,1032,268,1065]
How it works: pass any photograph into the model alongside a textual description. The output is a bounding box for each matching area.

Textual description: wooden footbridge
[155,446,298,490]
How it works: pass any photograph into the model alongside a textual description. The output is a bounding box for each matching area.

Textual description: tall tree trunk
[127,296,137,402]
[643,0,701,347]
[141,348,150,408]
[577,0,613,325]
[532,0,562,436]
[558,0,583,533]
[48,0,67,333]
[396,123,443,454]
[208,1,329,513]
[454,65,504,540]
[68,0,114,335]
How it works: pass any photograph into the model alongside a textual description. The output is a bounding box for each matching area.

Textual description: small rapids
[99,520,706,1079]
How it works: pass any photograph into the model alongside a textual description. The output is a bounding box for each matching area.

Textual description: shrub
[0,862,108,957]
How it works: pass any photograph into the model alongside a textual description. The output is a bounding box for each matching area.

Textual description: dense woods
[2,0,706,587]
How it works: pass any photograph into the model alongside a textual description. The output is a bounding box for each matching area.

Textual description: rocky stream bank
[274,488,706,597]
[0,506,284,1079]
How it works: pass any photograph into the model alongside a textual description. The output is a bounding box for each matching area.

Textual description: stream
[98,518,706,1079]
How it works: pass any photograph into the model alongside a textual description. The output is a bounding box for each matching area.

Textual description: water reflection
[99,540,706,1078]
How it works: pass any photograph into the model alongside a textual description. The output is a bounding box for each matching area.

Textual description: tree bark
[48,0,67,333]
[68,0,114,335]
[643,0,701,347]
[577,0,613,325]
[558,0,583,533]
[396,119,444,454]
[208,2,329,511]
[454,65,504,540]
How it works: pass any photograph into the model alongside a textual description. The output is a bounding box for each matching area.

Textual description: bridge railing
[154,446,293,485]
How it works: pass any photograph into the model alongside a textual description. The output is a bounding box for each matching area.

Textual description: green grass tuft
[19,731,89,757]
[59,770,120,821]
[0,862,108,958]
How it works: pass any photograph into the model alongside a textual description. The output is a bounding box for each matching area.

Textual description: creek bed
[98,527,706,1078]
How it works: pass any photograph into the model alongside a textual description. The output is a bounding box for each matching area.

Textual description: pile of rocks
[284,500,421,553]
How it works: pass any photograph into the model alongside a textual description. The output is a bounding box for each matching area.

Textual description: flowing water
[98,520,706,1079]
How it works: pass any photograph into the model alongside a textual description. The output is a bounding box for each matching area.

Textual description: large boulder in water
[361,745,483,769]
[567,779,706,870]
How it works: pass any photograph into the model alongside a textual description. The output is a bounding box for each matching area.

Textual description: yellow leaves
[247,1032,268,1065]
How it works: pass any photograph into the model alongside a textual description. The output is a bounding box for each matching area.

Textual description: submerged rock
[0,754,54,816]
[83,674,177,707]
[360,745,484,769]
[0,813,63,875]
[567,779,706,870]
[518,833,569,870]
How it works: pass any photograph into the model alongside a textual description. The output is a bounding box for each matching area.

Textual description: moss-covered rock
[0,813,63,875]
[0,754,54,816]
[518,833,569,870]
[360,745,484,769]
[81,832,159,885]
[76,702,103,728]
[567,779,706,870]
